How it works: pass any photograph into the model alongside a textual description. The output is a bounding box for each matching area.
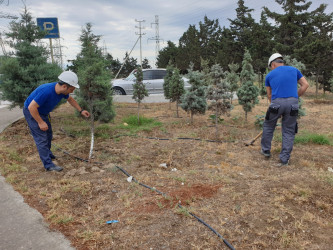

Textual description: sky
[0,0,332,69]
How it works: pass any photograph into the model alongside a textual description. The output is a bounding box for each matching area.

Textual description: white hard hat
[268,53,283,67]
[58,71,79,88]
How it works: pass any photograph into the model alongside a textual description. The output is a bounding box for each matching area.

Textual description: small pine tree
[260,68,269,100]
[132,67,148,124]
[0,8,62,108]
[163,61,174,109]
[237,49,259,121]
[200,57,210,86]
[180,66,207,124]
[226,63,240,104]
[206,64,233,140]
[75,23,115,160]
[169,68,185,117]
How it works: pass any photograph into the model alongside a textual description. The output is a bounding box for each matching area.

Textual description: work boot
[260,149,271,157]
[275,160,289,167]
[47,165,63,172]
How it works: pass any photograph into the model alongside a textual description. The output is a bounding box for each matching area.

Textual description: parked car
[112,68,190,95]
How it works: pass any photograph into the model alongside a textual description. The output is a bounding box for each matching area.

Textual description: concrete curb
[0,106,75,249]
[0,174,74,250]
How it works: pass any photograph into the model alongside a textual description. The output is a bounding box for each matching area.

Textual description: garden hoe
[245,131,263,146]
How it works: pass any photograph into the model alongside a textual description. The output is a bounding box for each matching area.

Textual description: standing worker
[23,71,90,172]
[260,53,309,166]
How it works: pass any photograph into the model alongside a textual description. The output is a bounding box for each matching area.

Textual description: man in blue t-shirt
[23,71,90,172]
[260,53,309,166]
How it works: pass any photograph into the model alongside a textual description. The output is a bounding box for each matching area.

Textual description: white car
[112,68,190,95]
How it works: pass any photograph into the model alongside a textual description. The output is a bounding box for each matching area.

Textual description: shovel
[244,131,263,146]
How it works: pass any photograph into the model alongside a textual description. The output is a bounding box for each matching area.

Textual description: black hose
[116,166,167,197]
[51,143,103,165]
[60,128,234,143]
[178,204,235,250]
[116,166,235,250]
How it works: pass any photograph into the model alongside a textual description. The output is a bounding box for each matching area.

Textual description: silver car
[112,68,190,95]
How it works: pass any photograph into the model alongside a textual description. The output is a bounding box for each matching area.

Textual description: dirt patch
[1,88,333,249]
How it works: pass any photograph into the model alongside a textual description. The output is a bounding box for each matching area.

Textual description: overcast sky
[0,0,332,68]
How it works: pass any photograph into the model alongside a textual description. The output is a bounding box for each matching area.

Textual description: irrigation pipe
[116,166,235,250]
[59,127,234,143]
[51,143,103,165]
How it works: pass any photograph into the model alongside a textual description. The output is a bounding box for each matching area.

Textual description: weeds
[176,205,191,217]
[294,133,331,145]
[115,115,162,133]
[275,132,331,145]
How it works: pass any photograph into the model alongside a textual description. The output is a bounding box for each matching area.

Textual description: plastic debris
[123,123,128,126]
[159,163,167,168]
[106,220,119,224]
[328,167,333,173]
[171,168,177,172]
[127,176,133,182]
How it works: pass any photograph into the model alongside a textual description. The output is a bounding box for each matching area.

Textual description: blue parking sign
[36,18,60,38]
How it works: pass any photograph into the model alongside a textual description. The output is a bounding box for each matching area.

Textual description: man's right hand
[38,121,48,131]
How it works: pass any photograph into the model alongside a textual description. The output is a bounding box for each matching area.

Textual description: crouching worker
[260,53,309,167]
[23,71,90,172]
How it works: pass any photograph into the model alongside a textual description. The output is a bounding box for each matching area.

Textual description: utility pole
[0,32,7,56]
[149,15,163,67]
[135,19,145,67]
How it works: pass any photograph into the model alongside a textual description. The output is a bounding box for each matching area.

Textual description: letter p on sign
[36,18,60,39]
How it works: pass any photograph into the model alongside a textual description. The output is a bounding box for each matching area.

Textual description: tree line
[157,0,333,94]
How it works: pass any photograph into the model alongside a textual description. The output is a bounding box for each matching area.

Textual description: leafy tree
[0,8,62,108]
[156,41,178,68]
[263,0,312,57]
[119,52,139,78]
[142,58,151,69]
[225,63,240,103]
[197,16,222,68]
[105,53,121,76]
[176,16,222,72]
[75,23,115,160]
[180,65,207,124]
[237,49,259,121]
[177,25,201,71]
[169,68,185,117]
[294,3,333,95]
[206,64,233,139]
[216,27,237,70]
[132,67,148,124]
[329,74,333,92]
[250,12,276,76]
[227,0,256,65]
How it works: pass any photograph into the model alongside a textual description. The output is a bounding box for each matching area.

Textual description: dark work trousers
[23,107,55,170]
[261,97,299,163]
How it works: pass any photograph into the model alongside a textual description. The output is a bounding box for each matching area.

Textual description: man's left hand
[81,110,90,118]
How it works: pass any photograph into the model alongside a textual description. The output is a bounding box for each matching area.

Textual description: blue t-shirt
[265,66,303,100]
[24,82,69,115]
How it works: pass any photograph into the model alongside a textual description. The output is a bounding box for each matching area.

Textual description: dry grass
[0,87,333,249]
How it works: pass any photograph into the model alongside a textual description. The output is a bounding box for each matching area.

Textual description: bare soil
[1,88,333,249]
